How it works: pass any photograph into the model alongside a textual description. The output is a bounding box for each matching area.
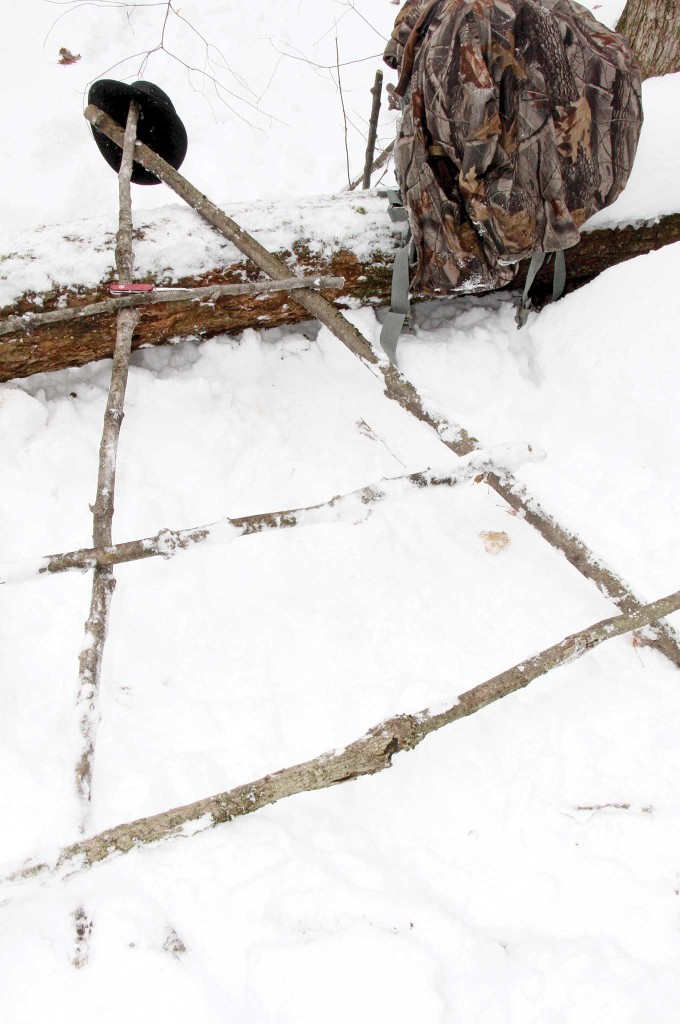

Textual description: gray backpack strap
[515,250,567,329]
[380,233,415,364]
[515,252,546,329]
[378,188,414,364]
[552,249,566,302]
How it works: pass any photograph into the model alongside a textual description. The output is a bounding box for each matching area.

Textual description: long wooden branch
[75,102,140,812]
[6,584,679,893]
[79,106,680,674]
[0,276,344,338]
[0,445,539,585]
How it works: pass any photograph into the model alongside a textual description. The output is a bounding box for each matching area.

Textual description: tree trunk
[618,0,680,79]
[1,194,679,383]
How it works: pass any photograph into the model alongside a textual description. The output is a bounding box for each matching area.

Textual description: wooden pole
[75,101,141,813]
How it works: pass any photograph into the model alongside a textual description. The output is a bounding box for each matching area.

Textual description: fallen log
[0,276,346,338]
[1,190,679,382]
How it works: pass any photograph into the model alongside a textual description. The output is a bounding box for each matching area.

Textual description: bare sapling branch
[83,104,680,673]
[6,584,680,893]
[0,444,541,585]
[361,70,383,189]
[75,100,140,813]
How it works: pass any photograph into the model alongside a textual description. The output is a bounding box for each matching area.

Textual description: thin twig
[75,100,140,813]
[0,445,540,585]
[362,70,383,189]
[0,277,345,339]
[6,584,680,892]
[267,38,383,72]
[335,37,352,189]
[83,105,680,673]
[47,0,278,130]
[339,0,389,42]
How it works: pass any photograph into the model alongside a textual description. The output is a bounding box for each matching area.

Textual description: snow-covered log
[1,190,679,382]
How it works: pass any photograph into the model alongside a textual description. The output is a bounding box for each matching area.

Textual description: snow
[586,73,680,229]
[399,242,680,606]
[2,2,680,1022]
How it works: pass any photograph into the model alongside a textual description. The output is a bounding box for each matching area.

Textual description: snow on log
[1,191,679,382]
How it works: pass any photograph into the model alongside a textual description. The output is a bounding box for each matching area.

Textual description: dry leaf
[479,530,510,555]
[58,47,81,66]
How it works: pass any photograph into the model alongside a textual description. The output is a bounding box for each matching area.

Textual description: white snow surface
[2,2,680,1023]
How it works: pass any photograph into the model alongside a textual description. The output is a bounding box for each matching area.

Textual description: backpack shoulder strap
[380,234,415,364]
[379,190,414,364]
[515,250,567,329]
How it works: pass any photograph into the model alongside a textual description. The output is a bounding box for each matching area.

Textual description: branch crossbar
[0,276,345,339]
[6,583,679,892]
[0,445,539,585]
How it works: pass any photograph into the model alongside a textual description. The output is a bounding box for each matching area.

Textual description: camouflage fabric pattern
[383,0,643,294]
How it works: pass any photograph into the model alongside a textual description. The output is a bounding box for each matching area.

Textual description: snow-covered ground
[2,2,680,1022]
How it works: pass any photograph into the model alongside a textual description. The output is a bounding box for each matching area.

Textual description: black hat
[88,79,188,185]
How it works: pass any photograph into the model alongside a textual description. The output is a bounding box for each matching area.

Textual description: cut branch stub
[362,70,383,190]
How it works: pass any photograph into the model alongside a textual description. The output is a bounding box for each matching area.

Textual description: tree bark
[618,0,680,79]
[6,584,680,891]
[1,200,678,383]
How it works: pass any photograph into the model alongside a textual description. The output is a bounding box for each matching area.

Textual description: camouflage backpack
[380,0,643,358]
